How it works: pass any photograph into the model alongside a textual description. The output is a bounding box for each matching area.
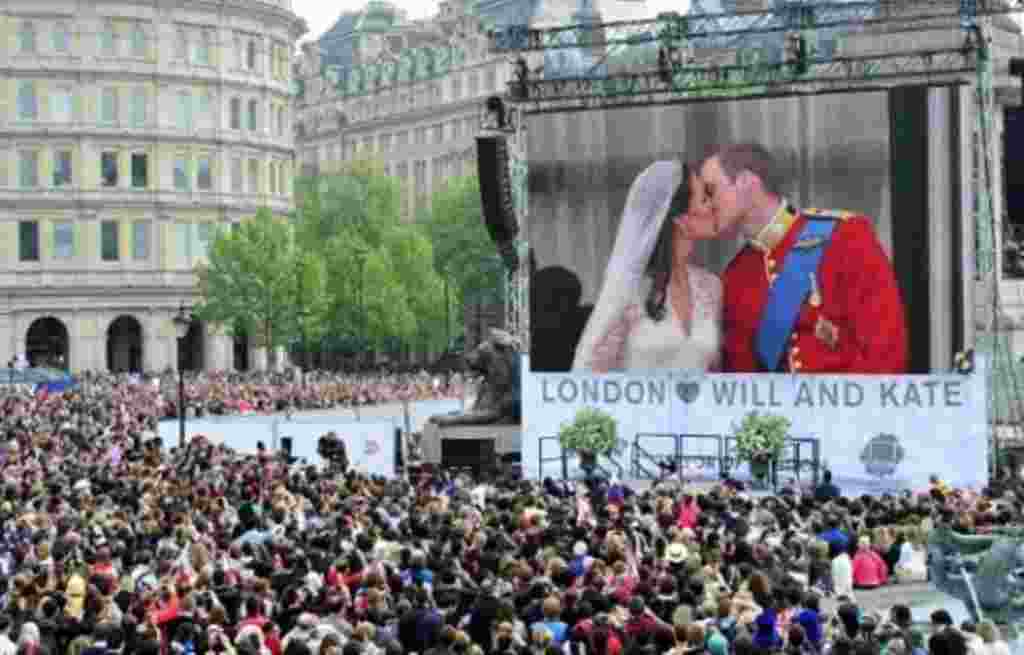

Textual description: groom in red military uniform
[683,143,908,374]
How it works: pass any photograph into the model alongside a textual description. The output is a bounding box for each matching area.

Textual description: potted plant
[558,407,621,478]
[733,410,791,485]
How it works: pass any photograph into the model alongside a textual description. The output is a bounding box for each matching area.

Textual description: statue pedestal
[421,422,522,474]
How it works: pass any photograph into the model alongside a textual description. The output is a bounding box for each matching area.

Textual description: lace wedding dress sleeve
[572,160,683,372]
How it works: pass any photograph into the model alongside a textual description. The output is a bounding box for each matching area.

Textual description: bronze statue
[430,329,521,427]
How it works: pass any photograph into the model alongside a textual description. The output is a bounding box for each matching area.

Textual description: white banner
[158,418,397,477]
[523,356,989,492]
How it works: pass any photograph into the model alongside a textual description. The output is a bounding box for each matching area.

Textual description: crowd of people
[0,372,1018,655]
[59,370,470,421]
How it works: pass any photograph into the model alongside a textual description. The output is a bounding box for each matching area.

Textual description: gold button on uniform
[793,361,803,370]
[790,333,799,343]
[766,258,776,270]
[791,347,800,356]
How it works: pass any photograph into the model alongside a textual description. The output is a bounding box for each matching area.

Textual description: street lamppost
[354,249,367,371]
[172,303,193,449]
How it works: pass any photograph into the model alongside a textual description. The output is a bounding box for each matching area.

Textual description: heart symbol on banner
[676,381,701,404]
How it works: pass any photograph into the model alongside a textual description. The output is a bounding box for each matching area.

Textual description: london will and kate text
[539,378,964,408]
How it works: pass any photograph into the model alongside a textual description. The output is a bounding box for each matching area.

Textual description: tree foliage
[195,208,300,351]
[423,174,504,310]
[197,160,487,364]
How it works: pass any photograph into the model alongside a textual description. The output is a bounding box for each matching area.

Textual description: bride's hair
[644,161,693,322]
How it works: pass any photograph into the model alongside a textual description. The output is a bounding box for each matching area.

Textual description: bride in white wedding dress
[572,159,722,373]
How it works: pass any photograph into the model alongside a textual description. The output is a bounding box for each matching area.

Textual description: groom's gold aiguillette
[808,272,822,308]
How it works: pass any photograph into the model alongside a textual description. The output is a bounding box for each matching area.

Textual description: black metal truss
[490,0,1022,52]
[507,47,977,112]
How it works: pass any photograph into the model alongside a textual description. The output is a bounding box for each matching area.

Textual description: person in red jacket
[852,536,890,588]
[681,143,908,374]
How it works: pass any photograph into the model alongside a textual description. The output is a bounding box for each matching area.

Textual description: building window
[18,21,37,54]
[485,67,497,92]
[231,157,243,193]
[196,223,212,257]
[396,131,408,147]
[432,125,443,144]
[175,27,188,61]
[415,128,426,146]
[18,151,38,188]
[130,23,146,57]
[277,106,286,136]
[175,222,192,265]
[99,20,116,56]
[193,30,211,66]
[230,98,241,130]
[468,72,479,97]
[247,99,258,131]
[100,221,119,261]
[51,87,73,124]
[246,40,257,70]
[53,221,74,260]
[52,23,70,54]
[101,151,118,187]
[278,164,286,196]
[16,82,37,121]
[198,91,211,123]
[177,91,193,131]
[53,150,72,187]
[174,155,190,191]
[247,159,259,193]
[197,156,212,190]
[131,153,148,188]
[129,87,146,128]
[100,88,118,125]
[19,222,39,262]
[414,159,426,196]
[451,76,461,100]
[132,221,149,260]
[269,163,277,194]
[452,119,462,139]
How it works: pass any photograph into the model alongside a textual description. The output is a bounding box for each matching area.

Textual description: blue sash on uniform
[754,217,839,372]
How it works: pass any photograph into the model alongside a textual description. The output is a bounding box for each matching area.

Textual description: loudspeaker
[441,438,496,476]
[281,436,293,458]
[476,136,518,268]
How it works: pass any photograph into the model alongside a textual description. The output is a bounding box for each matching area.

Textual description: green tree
[195,208,301,361]
[293,250,331,369]
[295,160,448,358]
[424,174,505,342]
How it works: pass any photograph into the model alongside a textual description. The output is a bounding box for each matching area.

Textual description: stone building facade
[0,0,306,373]
[293,0,644,219]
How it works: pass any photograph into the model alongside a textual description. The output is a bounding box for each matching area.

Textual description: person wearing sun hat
[665,542,688,567]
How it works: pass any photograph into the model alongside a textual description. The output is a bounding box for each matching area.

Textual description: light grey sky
[293,0,692,43]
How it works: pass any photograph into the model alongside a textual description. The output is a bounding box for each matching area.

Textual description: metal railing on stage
[538,435,625,481]
[721,435,822,491]
[633,433,723,483]
[542,433,819,488]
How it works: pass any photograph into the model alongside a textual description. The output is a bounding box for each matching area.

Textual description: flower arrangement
[733,411,791,464]
[558,407,620,456]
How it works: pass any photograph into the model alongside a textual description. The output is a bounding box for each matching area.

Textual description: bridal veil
[571,160,684,372]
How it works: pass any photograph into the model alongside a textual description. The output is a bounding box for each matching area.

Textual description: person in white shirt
[0,616,15,655]
[830,542,854,599]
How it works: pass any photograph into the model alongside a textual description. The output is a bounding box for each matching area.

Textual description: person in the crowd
[852,537,888,589]
[814,471,841,502]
